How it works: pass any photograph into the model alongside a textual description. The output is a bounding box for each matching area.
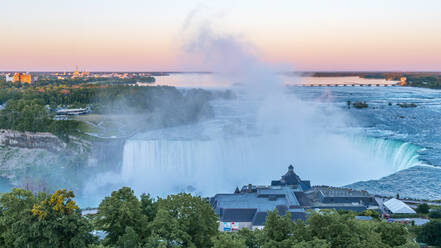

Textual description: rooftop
[314,186,371,197]
[211,165,378,230]
[383,198,416,214]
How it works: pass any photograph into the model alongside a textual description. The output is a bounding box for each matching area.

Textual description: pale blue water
[97,75,441,205]
[152,74,441,200]
[291,86,441,167]
[288,85,441,199]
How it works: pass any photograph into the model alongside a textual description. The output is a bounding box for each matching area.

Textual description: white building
[383,198,416,214]
[5,74,13,82]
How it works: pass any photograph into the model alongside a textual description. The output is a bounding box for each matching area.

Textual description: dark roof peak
[234,186,240,194]
[271,165,311,190]
[281,165,301,185]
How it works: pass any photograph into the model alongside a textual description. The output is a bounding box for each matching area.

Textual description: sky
[1,0,441,72]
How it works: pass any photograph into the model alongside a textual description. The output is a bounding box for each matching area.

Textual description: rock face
[0,129,126,190]
[0,146,60,180]
[0,129,66,153]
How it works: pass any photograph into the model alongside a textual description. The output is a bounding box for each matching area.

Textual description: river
[104,74,441,204]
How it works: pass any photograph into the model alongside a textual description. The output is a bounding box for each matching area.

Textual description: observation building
[210,165,379,231]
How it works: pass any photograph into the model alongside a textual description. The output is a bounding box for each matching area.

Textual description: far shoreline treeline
[293,71,441,89]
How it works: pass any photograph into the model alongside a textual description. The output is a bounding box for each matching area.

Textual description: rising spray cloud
[82,13,421,207]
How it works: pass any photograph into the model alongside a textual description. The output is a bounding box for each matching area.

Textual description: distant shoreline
[1,70,441,74]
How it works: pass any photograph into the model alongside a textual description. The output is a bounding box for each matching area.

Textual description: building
[12,73,32,84]
[400,77,406,86]
[55,107,90,116]
[72,66,81,78]
[383,198,415,214]
[210,165,380,232]
[5,73,13,82]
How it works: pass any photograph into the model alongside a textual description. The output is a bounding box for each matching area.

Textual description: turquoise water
[0,177,13,192]
[348,135,422,171]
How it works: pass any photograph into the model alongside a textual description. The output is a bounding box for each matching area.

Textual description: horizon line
[1,70,440,74]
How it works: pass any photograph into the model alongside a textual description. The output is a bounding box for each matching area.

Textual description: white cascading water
[93,26,425,201]
[349,136,422,172]
[120,130,423,197]
[118,86,425,197]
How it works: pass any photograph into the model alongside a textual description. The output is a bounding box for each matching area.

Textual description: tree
[292,219,313,243]
[263,210,294,242]
[417,220,441,246]
[150,208,189,247]
[262,210,295,248]
[0,188,95,248]
[95,187,149,246]
[156,193,218,248]
[140,193,158,222]
[375,222,409,247]
[0,188,39,247]
[361,209,380,220]
[237,228,262,248]
[292,238,330,248]
[307,210,411,248]
[211,233,247,248]
[428,210,441,219]
[416,203,430,214]
[30,189,96,247]
[116,227,140,248]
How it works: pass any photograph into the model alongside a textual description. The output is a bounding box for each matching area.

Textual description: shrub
[416,203,430,214]
[429,210,441,219]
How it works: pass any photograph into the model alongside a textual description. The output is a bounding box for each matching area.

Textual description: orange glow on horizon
[1,0,441,71]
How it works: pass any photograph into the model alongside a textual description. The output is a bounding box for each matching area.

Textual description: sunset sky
[1,0,441,71]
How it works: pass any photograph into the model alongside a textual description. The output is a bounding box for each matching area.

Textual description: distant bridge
[294,82,399,87]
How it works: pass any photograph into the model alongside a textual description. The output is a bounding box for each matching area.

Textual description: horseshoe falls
[85,76,441,204]
[120,134,422,197]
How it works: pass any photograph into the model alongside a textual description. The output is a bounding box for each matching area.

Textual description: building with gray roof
[210,165,379,231]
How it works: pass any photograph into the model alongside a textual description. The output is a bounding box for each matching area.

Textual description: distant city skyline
[1,0,441,71]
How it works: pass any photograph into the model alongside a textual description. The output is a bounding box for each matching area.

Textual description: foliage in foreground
[1,186,437,248]
[0,188,95,247]
[416,220,441,246]
[95,187,217,248]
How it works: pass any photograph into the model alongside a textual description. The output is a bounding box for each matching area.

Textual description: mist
[81,17,422,207]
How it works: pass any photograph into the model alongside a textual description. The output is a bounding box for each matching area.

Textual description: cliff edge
[0,129,66,153]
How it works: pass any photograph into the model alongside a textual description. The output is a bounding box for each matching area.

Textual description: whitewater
[117,87,425,199]
[79,76,441,207]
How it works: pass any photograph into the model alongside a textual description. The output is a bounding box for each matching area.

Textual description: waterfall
[116,90,424,199]
[349,136,422,171]
[120,137,276,196]
[120,134,423,197]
